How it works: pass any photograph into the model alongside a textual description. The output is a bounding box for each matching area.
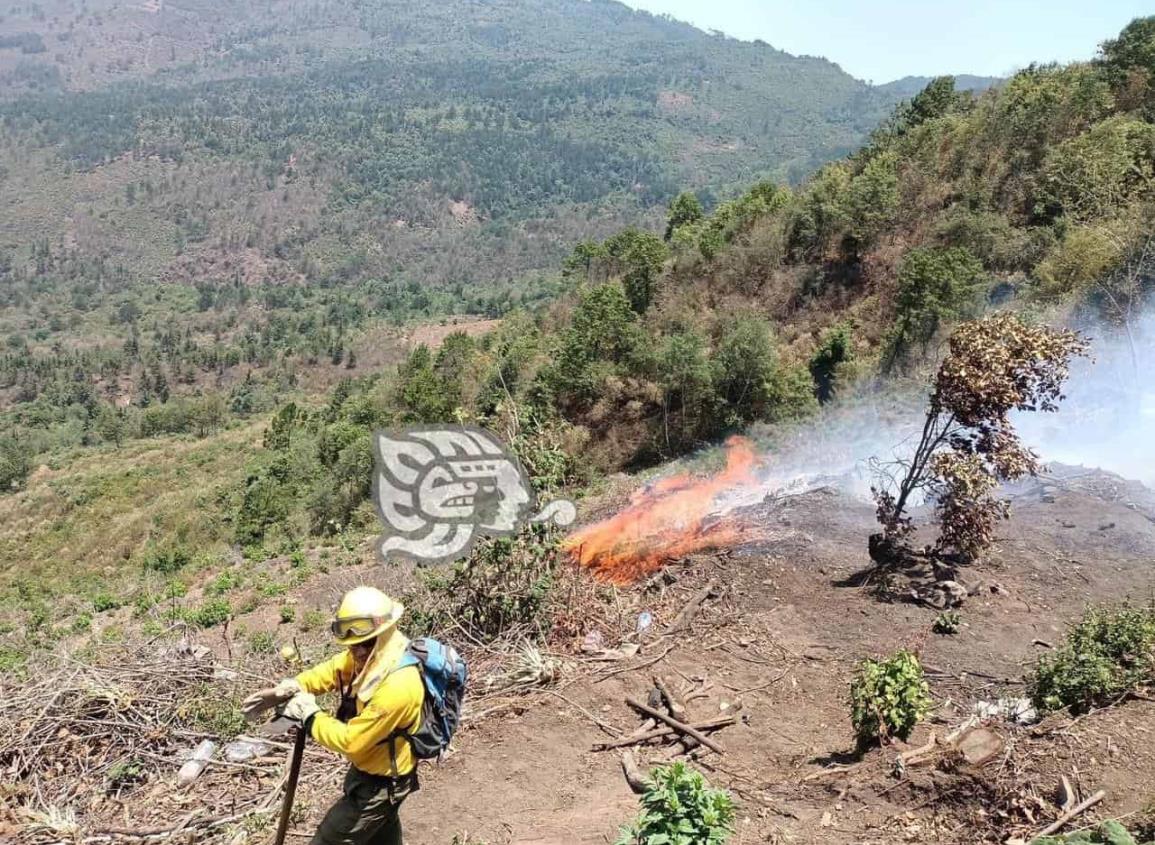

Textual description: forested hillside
[0,0,918,484]
[219,17,1155,550]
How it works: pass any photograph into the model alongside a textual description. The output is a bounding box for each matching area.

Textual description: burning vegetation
[563,437,764,584]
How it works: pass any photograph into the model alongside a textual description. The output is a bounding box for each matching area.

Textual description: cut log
[625,696,725,754]
[664,581,720,634]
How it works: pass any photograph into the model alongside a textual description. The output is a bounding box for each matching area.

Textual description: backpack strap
[378,655,424,773]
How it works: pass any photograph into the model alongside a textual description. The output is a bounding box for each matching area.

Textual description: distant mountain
[0,0,938,433]
[0,0,928,312]
[878,74,1003,97]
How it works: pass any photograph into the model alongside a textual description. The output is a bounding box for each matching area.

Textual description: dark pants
[311,767,418,845]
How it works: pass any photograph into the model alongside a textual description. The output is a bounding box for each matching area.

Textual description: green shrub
[932,611,961,634]
[259,581,287,598]
[850,650,932,746]
[410,524,559,641]
[0,645,26,674]
[106,759,146,791]
[1034,224,1126,298]
[92,592,122,612]
[206,570,244,595]
[279,605,295,624]
[300,609,327,632]
[184,687,246,740]
[615,762,735,845]
[1030,604,1155,713]
[142,544,192,574]
[0,434,32,492]
[247,631,276,654]
[809,323,854,404]
[187,599,231,629]
[1030,819,1154,844]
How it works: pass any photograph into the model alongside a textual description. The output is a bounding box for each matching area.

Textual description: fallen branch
[802,763,863,781]
[621,751,648,794]
[654,675,688,723]
[543,689,621,737]
[593,642,676,684]
[624,696,725,754]
[899,732,938,764]
[1034,790,1107,838]
[664,582,720,634]
[593,715,737,750]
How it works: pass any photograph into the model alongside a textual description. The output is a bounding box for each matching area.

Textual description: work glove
[282,692,321,724]
[240,678,302,720]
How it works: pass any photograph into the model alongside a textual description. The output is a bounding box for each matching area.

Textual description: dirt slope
[375,468,1155,844]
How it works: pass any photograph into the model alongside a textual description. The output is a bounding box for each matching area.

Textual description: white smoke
[1014,308,1155,487]
[669,305,1155,519]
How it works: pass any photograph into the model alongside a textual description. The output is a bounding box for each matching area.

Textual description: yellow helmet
[331,586,404,646]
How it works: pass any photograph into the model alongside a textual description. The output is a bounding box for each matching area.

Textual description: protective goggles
[331,615,383,641]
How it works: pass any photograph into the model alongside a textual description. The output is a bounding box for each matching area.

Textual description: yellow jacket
[295,633,423,776]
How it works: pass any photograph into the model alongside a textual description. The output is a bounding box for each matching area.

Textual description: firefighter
[244,587,423,845]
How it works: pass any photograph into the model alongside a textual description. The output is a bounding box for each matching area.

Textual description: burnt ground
[374,466,1155,845]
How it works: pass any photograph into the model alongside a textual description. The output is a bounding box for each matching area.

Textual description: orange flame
[563,437,760,584]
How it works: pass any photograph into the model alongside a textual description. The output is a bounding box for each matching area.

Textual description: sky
[620,0,1153,84]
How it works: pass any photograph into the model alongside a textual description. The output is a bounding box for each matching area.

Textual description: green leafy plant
[1030,603,1155,713]
[92,592,122,613]
[615,762,735,845]
[186,599,231,629]
[850,650,932,746]
[410,524,559,641]
[141,544,192,574]
[106,759,146,792]
[299,609,327,632]
[933,611,961,634]
[279,605,295,624]
[206,570,244,595]
[1030,819,1155,844]
[247,631,276,654]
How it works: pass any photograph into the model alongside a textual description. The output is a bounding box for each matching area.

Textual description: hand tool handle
[272,725,308,845]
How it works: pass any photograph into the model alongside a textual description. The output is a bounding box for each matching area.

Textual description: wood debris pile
[0,641,319,844]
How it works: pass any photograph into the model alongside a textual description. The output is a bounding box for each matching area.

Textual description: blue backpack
[391,638,467,762]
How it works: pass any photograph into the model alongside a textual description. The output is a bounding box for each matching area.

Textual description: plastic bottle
[176,739,217,786]
[224,738,270,763]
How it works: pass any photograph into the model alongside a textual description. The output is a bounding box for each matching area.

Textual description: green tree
[809,323,854,404]
[398,345,453,422]
[1038,116,1155,221]
[885,246,985,370]
[789,162,852,259]
[903,76,962,130]
[264,402,300,451]
[95,405,130,447]
[0,435,31,492]
[619,232,668,313]
[659,330,714,448]
[1098,16,1155,90]
[544,283,640,406]
[712,315,781,426]
[664,191,704,241]
[844,151,899,249]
